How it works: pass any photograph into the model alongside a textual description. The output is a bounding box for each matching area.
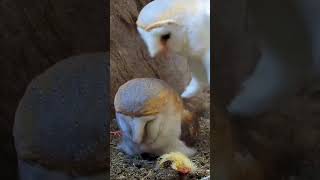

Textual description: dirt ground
[110,112,210,180]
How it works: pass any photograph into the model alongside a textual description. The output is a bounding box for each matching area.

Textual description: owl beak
[131,120,146,144]
[150,45,170,59]
[147,44,165,58]
[160,43,169,55]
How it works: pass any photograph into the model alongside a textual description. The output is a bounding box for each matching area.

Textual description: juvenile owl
[114,78,198,157]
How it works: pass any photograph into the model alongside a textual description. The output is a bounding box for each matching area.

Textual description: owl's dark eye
[161,33,171,41]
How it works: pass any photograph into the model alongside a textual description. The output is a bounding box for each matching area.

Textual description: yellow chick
[158,152,197,175]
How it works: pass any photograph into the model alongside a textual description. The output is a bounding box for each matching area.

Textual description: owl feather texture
[136,0,210,98]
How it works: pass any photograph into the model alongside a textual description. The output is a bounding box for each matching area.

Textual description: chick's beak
[178,167,191,175]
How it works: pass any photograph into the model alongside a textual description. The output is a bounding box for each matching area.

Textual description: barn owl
[114,78,197,157]
[136,0,210,98]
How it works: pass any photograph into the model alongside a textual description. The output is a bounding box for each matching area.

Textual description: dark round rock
[13,53,109,176]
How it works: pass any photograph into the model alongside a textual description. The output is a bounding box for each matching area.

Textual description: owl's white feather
[137,0,210,98]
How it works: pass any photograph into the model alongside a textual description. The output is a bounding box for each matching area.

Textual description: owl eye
[161,33,171,41]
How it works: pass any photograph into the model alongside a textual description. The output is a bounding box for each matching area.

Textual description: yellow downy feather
[158,152,197,174]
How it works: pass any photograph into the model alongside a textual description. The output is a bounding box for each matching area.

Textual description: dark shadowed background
[0,0,108,179]
[214,0,320,179]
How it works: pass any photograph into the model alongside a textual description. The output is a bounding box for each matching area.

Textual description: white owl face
[115,100,183,156]
[137,24,187,58]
